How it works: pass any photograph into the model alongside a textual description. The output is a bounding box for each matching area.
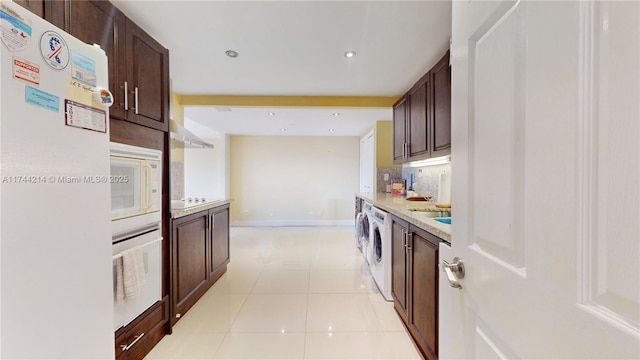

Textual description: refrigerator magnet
[94,88,114,108]
[40,31,69,70]
[12,56,40,86]
[0,4,32,52]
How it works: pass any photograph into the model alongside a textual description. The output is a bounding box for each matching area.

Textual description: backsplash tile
[376,167,402,193]
[402,164,451,202]
[171,161,184,200]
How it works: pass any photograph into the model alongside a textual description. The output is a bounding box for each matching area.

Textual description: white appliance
[110,143,163,331]
[112,222,162,331]
[0,2,114,358]
[110,142,162,237]
[361,202,374,265]
[369,205,393,301]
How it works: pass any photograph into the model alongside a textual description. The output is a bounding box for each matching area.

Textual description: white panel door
[360,130,375,193]
[441,1,639,359]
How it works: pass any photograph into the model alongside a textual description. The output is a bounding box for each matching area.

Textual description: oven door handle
[142,163,152,212]
[112,237,163,260]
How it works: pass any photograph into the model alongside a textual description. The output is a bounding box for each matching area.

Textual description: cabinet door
[54,0,128,120]
[408,80,430,160]
[391,216,409,323]
[209,205,230,275]
[393,97,408,163]
[12,0,44,18]
[171,212,209,321]
[430,51,451,158]
[408,226,439,360]
[125,19,169,132]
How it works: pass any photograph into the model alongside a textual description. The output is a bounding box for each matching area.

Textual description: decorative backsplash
[401,163,451,202]
[376,167,402,192]
[171,161,184,200]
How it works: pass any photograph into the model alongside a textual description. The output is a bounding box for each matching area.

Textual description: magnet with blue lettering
[39,31,69,70]
[94,88,114,107]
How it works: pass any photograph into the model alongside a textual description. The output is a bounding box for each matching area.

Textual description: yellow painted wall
[375,121,400,168]
[181,95,398,108]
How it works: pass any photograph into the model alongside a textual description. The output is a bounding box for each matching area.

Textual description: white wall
[230,136,359,226]
[184,136,228,200]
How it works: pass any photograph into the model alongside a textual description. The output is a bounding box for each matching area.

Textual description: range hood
[170,120,214,149]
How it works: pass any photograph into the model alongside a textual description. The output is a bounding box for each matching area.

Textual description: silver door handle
[442,257,465,289]
[121,81,128,110]
[130,87,139,114]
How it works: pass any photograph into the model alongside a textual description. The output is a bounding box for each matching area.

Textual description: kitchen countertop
[357,192,451,243]
[171,199,234,219]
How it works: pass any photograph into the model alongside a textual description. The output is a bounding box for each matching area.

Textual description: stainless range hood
[170,120,214,149]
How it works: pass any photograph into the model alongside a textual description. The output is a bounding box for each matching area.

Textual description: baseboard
[231,220,354,227]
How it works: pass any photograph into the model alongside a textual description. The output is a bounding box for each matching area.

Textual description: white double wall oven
[110,142,163,331]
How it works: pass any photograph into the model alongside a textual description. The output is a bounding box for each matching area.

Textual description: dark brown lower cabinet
[115,296,169,360]
[391,215,439,360]
[171,204,230,325]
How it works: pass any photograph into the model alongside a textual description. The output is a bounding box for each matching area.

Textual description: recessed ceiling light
[268,112,275,116]
[333,113,340,116]
[344,50,356,58]
[225,50,239,58]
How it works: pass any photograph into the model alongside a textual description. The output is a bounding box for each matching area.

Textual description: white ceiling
[109,0,452,136]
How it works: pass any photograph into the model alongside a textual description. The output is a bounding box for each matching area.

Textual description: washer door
[361,214,370,245]
[373,223,382,264]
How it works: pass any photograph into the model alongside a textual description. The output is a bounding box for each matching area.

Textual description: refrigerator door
[0,2,114,359]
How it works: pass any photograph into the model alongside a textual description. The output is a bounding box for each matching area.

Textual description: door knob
[442,257,465,289]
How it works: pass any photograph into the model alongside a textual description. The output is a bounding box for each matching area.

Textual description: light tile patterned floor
[145,226,423,360]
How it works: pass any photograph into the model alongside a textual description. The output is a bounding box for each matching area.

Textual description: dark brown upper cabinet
[393,97,408,163]
[124,19,170,132]
[393,50,451,164]
[47,0,169,132]
[430,51,452,158]
[13,0,46,18]
[408,75,430,160]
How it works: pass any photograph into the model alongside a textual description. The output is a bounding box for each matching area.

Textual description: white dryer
[361,202,374,265]
[369,205,393,301]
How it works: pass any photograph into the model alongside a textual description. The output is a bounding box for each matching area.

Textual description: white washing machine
[369,205,393,301]
[361,202,374,265]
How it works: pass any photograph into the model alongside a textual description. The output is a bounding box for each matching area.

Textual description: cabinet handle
[120,81,128,110]
[130,87,139,114]
[402,230,407,249]
[134,87,139,114]
[210,214,215,230]
[120,332,144,351]
[406,232,413,251]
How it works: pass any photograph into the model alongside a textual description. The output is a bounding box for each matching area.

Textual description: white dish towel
[115,246,146,304]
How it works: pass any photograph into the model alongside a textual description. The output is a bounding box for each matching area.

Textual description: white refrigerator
[1,2,114,358]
